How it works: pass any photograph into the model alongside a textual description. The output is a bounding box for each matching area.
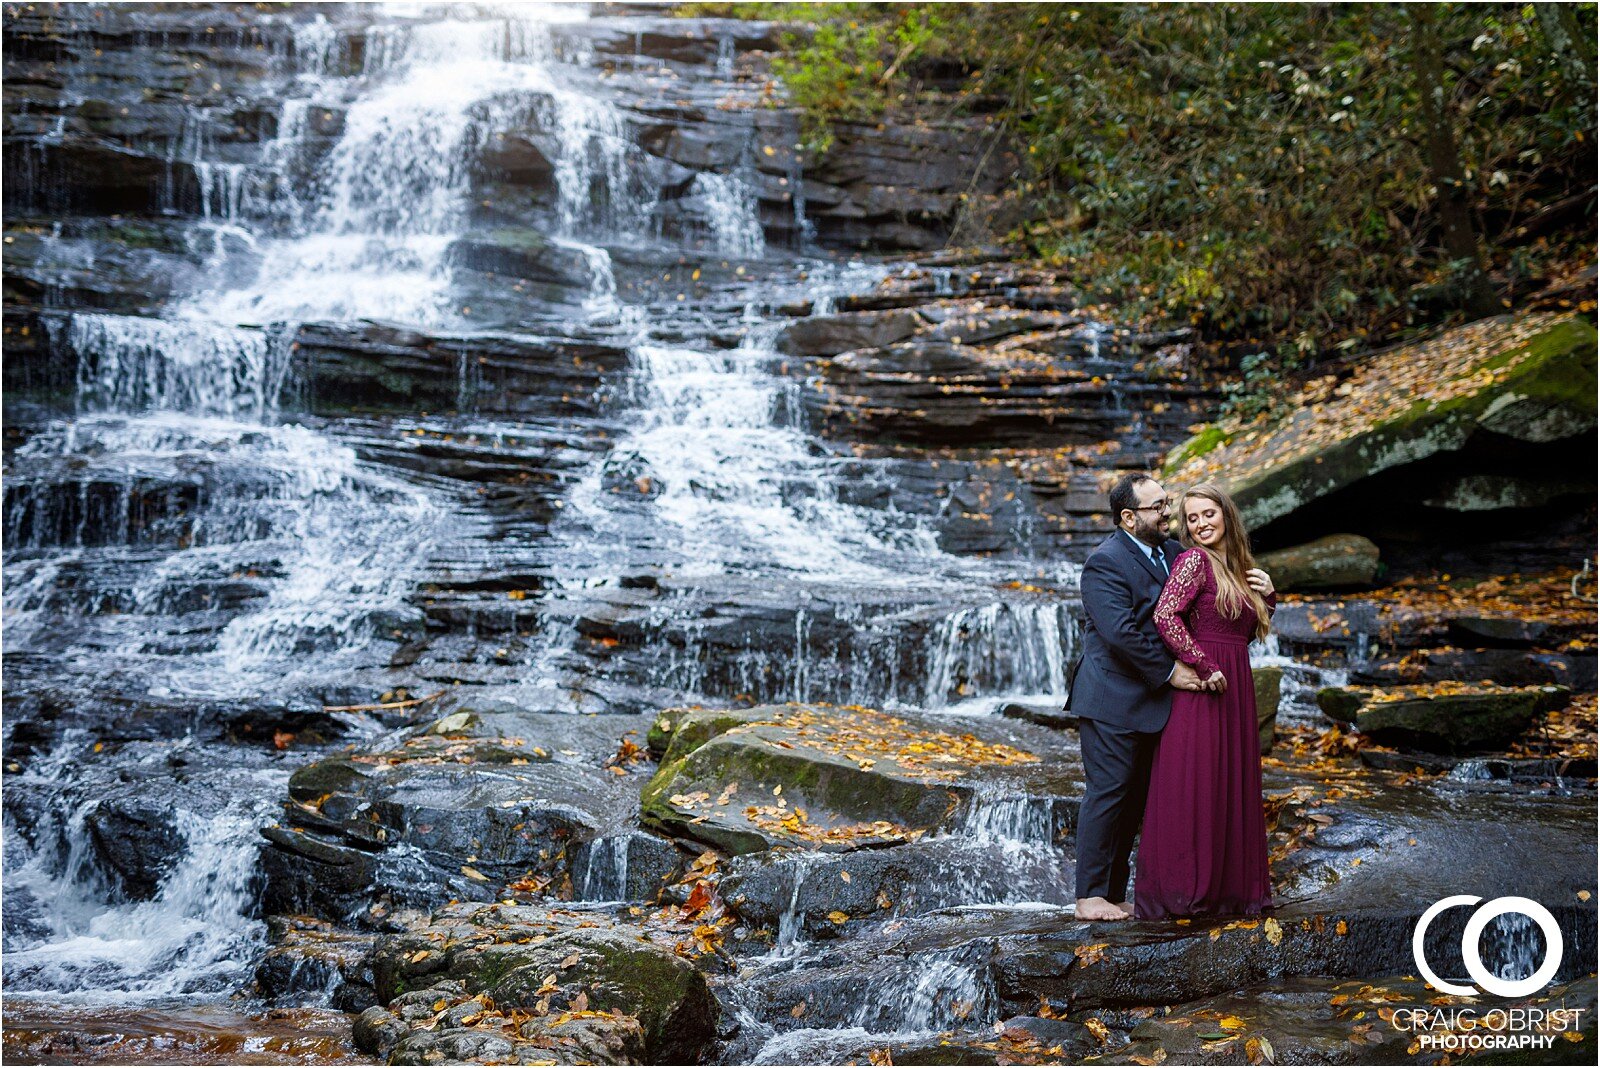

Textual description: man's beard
[1132,516,1168,547]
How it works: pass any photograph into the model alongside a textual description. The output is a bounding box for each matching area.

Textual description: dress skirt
[1134,634,1273,920]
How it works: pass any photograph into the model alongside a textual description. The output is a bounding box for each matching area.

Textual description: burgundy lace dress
[1134,547,1276,920]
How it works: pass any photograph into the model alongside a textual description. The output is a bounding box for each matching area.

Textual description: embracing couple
[1065,472,1277,922]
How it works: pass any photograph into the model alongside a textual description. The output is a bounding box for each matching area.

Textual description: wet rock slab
[1086,975,1597,1065]
[255,914,379,1013]
[719,769,1596,1049]
[722,830,1076,944]
[259,708,667,924]
[0,999,372,1066]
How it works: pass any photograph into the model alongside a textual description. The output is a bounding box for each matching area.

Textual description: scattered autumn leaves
[1168,311,1578,490]
[748,702,1040,782]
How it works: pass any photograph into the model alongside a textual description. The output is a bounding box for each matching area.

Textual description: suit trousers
[1074,716,1161,903]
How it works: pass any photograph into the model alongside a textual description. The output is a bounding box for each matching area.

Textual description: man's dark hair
[1108,473,1155,522]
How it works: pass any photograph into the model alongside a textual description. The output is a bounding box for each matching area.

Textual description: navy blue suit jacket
[1065,530,1185,733]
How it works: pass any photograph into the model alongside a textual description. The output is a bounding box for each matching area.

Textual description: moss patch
[1166,313,1596,527]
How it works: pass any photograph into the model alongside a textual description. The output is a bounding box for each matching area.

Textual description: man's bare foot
[1075,896,1130,921]
[1117,901,1135,917]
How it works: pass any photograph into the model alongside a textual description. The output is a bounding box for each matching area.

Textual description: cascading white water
[1,773,283,1004]
[558,306,950,581]
[693,170,766,258]
[960,793,1060,847]
[924,601,1075,708]
[70,313,288,419]
[2,4,638,1011]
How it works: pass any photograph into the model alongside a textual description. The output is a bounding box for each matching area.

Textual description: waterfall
[842,949,996,1033]
[923,602,1074,709]
[4,3,1093,1030]
[1,775,280,1004]
[575,834,631,902]
[960,793,1061,847]
[693,170,766,258]
[69,313,289,419]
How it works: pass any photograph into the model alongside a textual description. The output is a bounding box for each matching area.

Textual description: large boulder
[359,902,718,1065]
[639,704,1044,854]
[1316,683,1571,752]
[775,308,923,357]
[259,711,654,924]
[1164,314,1597,539]
[1256,534,1381,592]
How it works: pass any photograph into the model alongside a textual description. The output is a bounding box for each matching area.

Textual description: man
[1065,472,1210,921]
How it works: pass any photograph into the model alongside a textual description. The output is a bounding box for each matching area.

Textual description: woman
[1134,482,1276,920]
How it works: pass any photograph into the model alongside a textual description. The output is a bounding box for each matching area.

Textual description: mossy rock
[645,705,773,763]
[369,904,717,1065]
[1165,314,1597,529]
[287,758,374,803]
[1163,424,1231,471]
[485,929,714,1061]
[1256,534,1380,592]
[640,727,964,854]
[1253,666,1283,755]
[639,704,1021,855]
[1316,684,1570,752]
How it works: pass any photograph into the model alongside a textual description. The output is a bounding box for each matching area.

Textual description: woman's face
[1184,497,1226,548]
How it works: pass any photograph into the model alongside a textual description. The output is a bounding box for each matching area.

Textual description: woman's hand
[1203,670,1227,693]
[1245,568,1275,598]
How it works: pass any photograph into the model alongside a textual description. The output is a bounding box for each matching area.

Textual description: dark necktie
[1153,544,1168,575]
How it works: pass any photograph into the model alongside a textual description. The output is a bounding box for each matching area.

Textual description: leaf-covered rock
[1165,314,1597,533]
[1316,683,1571,752]
[638,703,1041,854]
[363,901,717,1065]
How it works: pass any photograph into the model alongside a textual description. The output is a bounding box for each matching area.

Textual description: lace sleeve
[1153,550,1220,677]
[1265,588,1278,618]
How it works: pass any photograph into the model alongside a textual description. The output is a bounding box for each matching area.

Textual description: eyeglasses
[1127,502,1172,515]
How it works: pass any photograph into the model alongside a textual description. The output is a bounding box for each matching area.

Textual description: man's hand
[1170,662,1205,692]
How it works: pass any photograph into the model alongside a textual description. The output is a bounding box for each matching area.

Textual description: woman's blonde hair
[1177,482,1270,641]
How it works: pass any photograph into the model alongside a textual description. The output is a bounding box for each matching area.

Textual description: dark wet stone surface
[1087,975,1597,1065]
[258,709,659,925]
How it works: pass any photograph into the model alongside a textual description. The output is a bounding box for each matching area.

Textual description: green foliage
[771,17,886,152]
[677,2,1597,371]
[681,4,945,152]
[1221,348,1306,423]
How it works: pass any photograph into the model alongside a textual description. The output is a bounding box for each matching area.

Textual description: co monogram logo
[1413,896,1564,998]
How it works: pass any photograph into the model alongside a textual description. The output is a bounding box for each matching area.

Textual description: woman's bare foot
[1075,896,1130,921]
[1117,901,1135,917]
